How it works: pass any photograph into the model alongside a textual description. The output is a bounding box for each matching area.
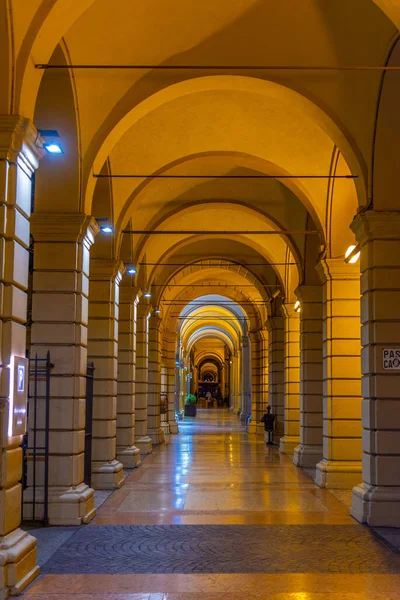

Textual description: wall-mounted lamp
[38,129,64,154]
[143,290,152,298]
[96,217,113,234]
[126,265,136,275]
[294,300,301,313]
[344,244,361,264]
[154,309,161,314]
[43,142,63,154]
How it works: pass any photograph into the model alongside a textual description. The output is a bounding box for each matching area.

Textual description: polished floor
[23,410,400,599]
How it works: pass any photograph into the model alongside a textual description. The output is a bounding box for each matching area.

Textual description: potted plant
[184,394,197,417]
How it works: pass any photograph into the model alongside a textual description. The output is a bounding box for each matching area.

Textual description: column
[279,304,301,455]
[134,300,152,454]
[147,315,164,445]
[351,211,400,526]
[88,259,124,489]
[240,335,251,422]
[315,259,362,488]
[0,116,42,595]
[116,286,141,468]
[257,328,269,435]
[293,286,323,468]
[30,213,98,523]
[164,334,178,433]
[267,299,285,438]
[230,352,238,412]
[248,331,262,434]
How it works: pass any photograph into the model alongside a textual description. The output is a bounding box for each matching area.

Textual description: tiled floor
[22,410,400,599]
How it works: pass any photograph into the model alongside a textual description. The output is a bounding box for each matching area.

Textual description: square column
[88,260,124,489]
[315,259,362,488]
[293,286,323,468]
[135,301,152,454]
[163,334,179,434]
[267,299,285,438]
[0,116,42,595]
[351,211,400,526]
[279,304,301,455]
[30,213,99,523]
[248,331,262,434]
[256,329,269,435]
[116,287,141,468]
[147,315,165,445]
[240,335,251,422]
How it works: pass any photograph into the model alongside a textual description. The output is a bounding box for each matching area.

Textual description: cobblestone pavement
[22,410,400,599]
[41,523,400,574]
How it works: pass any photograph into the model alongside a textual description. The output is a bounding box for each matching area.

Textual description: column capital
[90,259,125,283]
[119,285,140,303]
[30,213,99,245]
[267,296,284,318]
[249,330,261,342]
[351,210,400,245]
[294,284,322,304]
[149,315,162,329]
[137,302,152,319]
[282,303,300,319]
[242,334,250,348]
[0,115,44,173]
[316,258,359,283]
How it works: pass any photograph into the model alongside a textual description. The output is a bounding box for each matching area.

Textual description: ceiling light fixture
[344,244,361,264]
[127,265,136,274]
[144,291,152,298]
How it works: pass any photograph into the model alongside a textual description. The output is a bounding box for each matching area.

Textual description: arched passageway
[1,1,400,597]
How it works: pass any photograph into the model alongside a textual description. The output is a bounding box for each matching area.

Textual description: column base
[315,459,362,489]
[169,420,179,434]
[256,423,265,436]
[293,444,323,468]
[91,459,124,490]
[23,483,96,526]
[136,436,153,455]
[247,421,257,434]
[279,435,300,455]
[0,528,40,598]
[116,445,142,469]
[351,483,400,527]
[148,428,165,445]
[161,422,170,445]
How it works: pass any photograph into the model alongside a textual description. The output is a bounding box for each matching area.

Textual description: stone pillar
[293,286,323,468]
[134,301,152,454]
[230,352,238,412]
[279,304,301,454]
[147,315,165,445]
[257,328,269,435]
[164,334,178,433]
[30,213,98,522]
[267,299,285,438]
[0,116,42,595]
[116,287,141,468]
[248,331,262,434]
[351,211,400,526]
[315,259,362,488]
[241,335,251,422]
[87,260,124,489]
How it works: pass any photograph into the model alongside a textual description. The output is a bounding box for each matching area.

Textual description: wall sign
[8,355,29,437]
[382,349,400,370]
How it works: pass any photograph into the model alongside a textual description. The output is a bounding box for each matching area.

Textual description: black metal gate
[84,363,94,487]
[22,352,53,526]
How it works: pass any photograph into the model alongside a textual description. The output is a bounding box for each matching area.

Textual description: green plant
[184,394,196,405]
